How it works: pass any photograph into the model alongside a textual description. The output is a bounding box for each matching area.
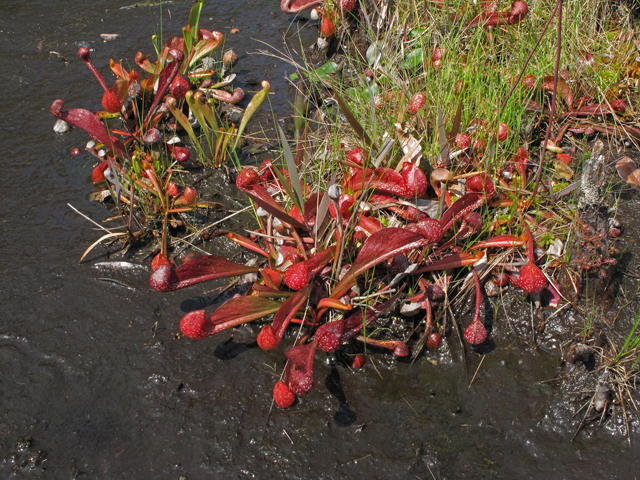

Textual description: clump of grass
[568,307,640,443]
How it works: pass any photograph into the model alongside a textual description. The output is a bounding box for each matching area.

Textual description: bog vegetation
[52,0,640,437]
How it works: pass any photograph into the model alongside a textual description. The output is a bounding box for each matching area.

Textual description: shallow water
[1,0,639,478]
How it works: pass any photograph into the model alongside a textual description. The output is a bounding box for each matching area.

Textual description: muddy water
[1,0,639,478]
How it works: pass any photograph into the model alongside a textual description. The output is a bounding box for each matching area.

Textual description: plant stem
[528,0,563,208]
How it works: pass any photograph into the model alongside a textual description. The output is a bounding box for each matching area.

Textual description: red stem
[524,227,535,262]
[519,205,536,262]
[472,269,482,324]
[424,298,433,333]
[78,47,109,92]
[528,0,563,208]
[497,0,562,119]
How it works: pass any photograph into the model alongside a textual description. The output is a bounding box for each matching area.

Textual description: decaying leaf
[87,190,112,203]
[542,76,574,109]
[395,123,422,168]
[554,159,574,180]
[79,232,128,264]
[616,156,640,186]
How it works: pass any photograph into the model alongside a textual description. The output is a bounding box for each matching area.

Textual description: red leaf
[286,341,316,374]
[273,380,295,408]
[316,319,345,352]
[414,252,483,274]
[227,232,270,258]
[339,294,400,344]
[271,283,312,342]
[285,340,317,396]
[135,52,156,74]
[242,186,306,229]
[590,123,640,140]
[149,255,260,291]
[439,192,484,233]
[208,296,281,329]
[109,58,130,81]
[330,228,429,300]
[345,164,427,199]
[143,49,183,126]
[179,296,281,338]
[542,76,574,109]
[50,100,127,158]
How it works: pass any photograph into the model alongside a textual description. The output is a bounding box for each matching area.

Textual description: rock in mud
[218,103,244,124]
[594,370,613,412]
[53,118,70,134]
[568,342,596,366]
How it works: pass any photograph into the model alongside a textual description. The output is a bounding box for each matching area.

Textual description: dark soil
[1,0,639,478]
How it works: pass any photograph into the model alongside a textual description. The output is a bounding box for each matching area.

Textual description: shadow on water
[325,366,357,427]
[0,0,639,478]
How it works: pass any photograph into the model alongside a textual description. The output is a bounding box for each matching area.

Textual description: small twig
[282,429,294,444]
[469,355,486,387]
[369,356,384,379]
[351,290,396,301]
[68,203,114,234]
[94,277,137,290]
[402,396,418,415]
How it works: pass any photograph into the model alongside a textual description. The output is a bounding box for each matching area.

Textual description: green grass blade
[437,107,447,165]
[167,98,204,159]
[269,160,301,214]
[188,0,203,48]
[333,91,375,151]
[448,100,463,142]
[614,310,640,364]
[293,88,307,134]
[277,125,304,211]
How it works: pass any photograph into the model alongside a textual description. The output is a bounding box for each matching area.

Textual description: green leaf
[289,62,338,82]
[366,41,382,66]
[151,34,160,57]
[188,0,203,48]
[167,99,202,158]
[269,155,302,215]
[293,88,308,133]
[233,80,270,151]
[402,48,424,70]
[185,91,215,154]
[310,61,338,81]
[408,27,427,39]
[186,91,218,131]
[277,125,305,212]
[182,26,192,59]
[188,37,223,70]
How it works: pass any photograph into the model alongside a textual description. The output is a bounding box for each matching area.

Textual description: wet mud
[1,0,639,478]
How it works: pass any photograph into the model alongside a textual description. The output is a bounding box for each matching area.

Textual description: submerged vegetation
[53,0,640,437]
